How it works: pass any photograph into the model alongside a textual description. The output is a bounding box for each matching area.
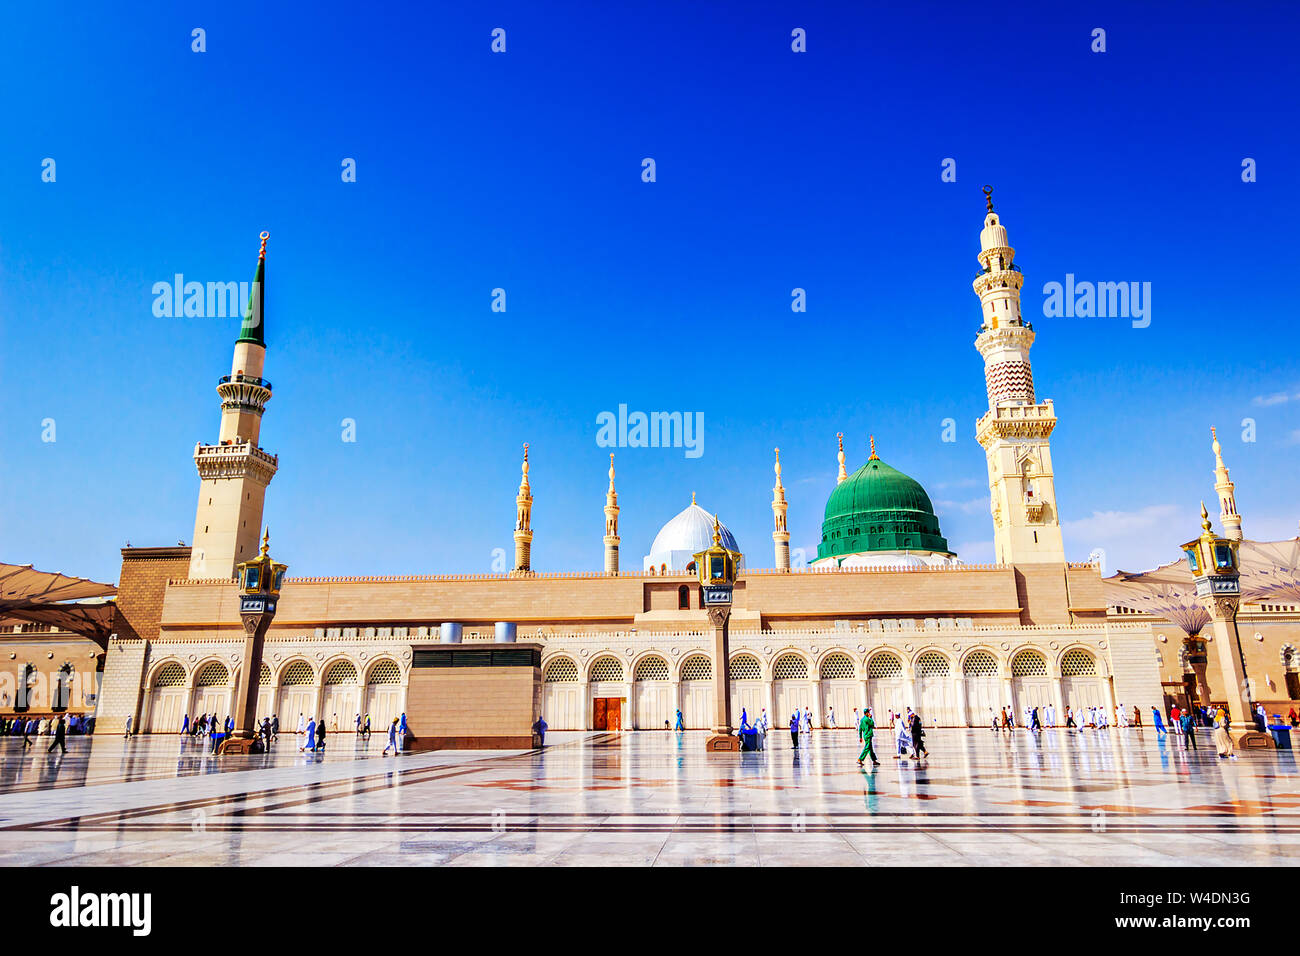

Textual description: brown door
[593,697,608,730]
[607,699,621,731]
[1286,672,1300,701]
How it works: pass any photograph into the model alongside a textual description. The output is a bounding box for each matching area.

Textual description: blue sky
[2,1,1298,584]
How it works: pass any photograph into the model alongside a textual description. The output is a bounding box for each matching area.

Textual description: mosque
[16,192,1295,739]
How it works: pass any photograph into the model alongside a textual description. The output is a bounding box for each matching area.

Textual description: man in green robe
[857,707,879,766]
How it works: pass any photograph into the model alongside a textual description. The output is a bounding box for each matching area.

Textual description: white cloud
[1252,391,1295,407]
[1063,503,1185,572]
[955,539,995,563]
[934,496,988,516]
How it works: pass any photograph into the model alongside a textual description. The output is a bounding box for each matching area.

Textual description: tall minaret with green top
[188,232,279,578]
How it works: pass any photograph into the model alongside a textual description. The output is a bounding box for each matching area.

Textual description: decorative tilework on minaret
[772,448,790,570]
[513,444,533,574]
[1211,426,1243,541]
[188,232,279,579]
[972,189,1065,565]
[603,453,620,574]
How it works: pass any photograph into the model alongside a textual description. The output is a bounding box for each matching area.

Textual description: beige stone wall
[113,546,192,643]
[406,664,539,740]
[99,638,148,732]
[0,629,103,715]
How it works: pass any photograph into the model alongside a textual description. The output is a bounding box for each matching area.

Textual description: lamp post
[693,516,742,753]
[1180,504,1272,749]
[220,529,286,755]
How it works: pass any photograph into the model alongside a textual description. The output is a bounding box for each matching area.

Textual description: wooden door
[606,699,622,730]
[593,697,608,730]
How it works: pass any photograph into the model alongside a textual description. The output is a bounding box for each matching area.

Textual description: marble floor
[0,727,1297,866]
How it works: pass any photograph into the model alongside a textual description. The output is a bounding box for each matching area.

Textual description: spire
[712,514,722,547]
[1210,426,1243,540]
[603,452,620,574]
[691,491,696,506]
[513,443,533,573]
[836,433,847,483]
[237,232,268,346]
[260,527,270,557]
[868,435,879,461]
[772,447,790,570]
[983,184,994,213]
[1201,501,1213,533]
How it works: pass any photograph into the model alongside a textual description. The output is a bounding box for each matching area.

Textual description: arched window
[153,662,186,688]
[280,661,314,686]
[634,656,670,681]
[915,652,949,677]
[677,585,690,610]
[1061,649,1097,677]
[730,655,762,680]
[53,663,74,711]
[680,655,713,681]
[963,651,998,678]
[194,662,230,686]
[819,654,855,680]
[589,657,624,682]
[367,659,401,684]
[1011,650,1047,676]
[323,660,359,685]
[258,663,272,686]
[772,655,808,680]
[867,654,903,679]
[543,658,579,683]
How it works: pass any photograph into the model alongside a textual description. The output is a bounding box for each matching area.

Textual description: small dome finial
[1200,501,1212,532]
[869,435,879,460]
[259,231,269,260]
[982,185,994,213]
[836,432,847,484]
[261,527,270,556]
[691,491,696,506]
[712,514,722,547]
[773,447,782,478]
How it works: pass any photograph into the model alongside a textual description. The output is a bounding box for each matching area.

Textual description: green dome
[817,455,952,562]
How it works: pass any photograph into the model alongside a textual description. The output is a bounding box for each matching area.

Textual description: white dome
[643,500,741,572]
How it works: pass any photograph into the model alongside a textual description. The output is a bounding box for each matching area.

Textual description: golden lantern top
[693,514,741,591]
[1180,503,1239,580]
[236,528,288,598]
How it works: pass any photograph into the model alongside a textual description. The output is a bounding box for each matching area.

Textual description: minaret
[972,187,1065,565]
[513,443,533,573]
[772,447,790,570]
[836,433,847,483]
[603,452,620,574]
[1210,426,1243,541]
[188,232,279,578]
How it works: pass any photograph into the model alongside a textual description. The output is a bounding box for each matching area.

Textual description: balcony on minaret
[976,400,1057,446]
[216,373,273,414]
[194,440,279,482]
[1023,489,1045,522]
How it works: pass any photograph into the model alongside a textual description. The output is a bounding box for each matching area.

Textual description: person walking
[789,712,800,750]
[383,718,400,756]
[1180,709,1197,750]
[47,716,67,756]
[271,714,280,741]
[315,718,327,753]
[909,711,928,760]
[180,713,189,736]
[1030,706,1042,731]
[297,713,306,737]
[300,717,316,753]
[857,707,879,766]
[826,705,836,729]
[533,714,547,748]
[1151,707,1167,738]
[674,709,684,731]
[1213,712,1236,759]
[362,713,370,740]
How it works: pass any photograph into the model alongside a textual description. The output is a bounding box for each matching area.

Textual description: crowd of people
[0,713,94,739]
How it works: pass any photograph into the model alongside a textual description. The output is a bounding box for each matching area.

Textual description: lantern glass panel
[244,567,260,590]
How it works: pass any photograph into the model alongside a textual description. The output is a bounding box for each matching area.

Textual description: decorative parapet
[193,440,278,483]
[976,400,1056,444]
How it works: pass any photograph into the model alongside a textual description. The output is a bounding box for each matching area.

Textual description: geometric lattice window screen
[588,657,625,682]
[680,655,713,681]
[730,655,762,680]
[1011,652,1047,677]
[324,660,359,685]
[867,654,903,679]
[915,652,950,677]
[543,658,579,683]
[634,656,670,681]
[772,655,808,680]
[281,661,315,686]
[153,662,186,688]
[258,663,272,686]
[367,659,402,685]
[963,651,998,678]
[194,661,229,686]
[1060,649,1097,676]
[819,654,855,680]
